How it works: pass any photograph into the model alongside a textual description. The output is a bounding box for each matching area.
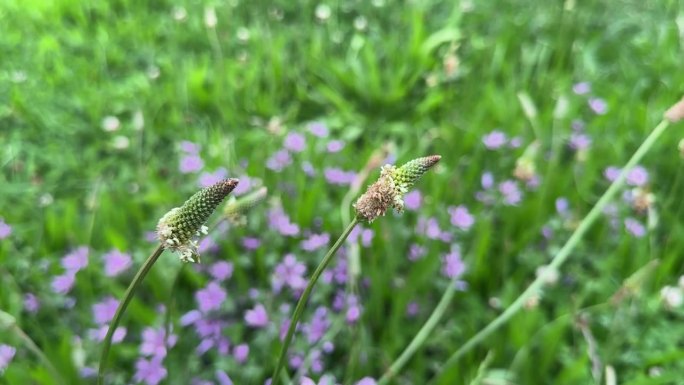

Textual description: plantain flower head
[223,187,268,225]
[157,179,238,263]
[354,155,441,222]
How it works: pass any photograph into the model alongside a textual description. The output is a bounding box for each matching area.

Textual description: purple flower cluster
[267,149,293,172]
[272,254,307,293]
[348,226,374,247]
[441,245,467,289]
[0,344,16,373]
[572,82,608,115]
[268,206,300,236]
[0,218,11,239]
[102,249,132,277]
[179,141,204,174]
[476,171,524,206]
[88,297,126,343]
[302,232,331,251]
[324,168,356,186]
[51,246,89,295]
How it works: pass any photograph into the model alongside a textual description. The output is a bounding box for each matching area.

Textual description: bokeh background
[2,0,684,384]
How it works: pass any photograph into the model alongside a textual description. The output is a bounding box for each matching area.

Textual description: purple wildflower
[198,236,219,254]
[103,249,132,277]
[346,297,361,324]
[499,180,522,205]
[179,154,204,173]
[624,218,646,238]
[244,304,269,328]
[61,246,89,273]
[572,82,591,95]
[93,297,119,325]
[80,366,97,378]
[140,327,178,358]
[289,354,303,369]
[284,132,306,152]
[88,325,126,343]
[191,318,229,355]
[406,302,420,317]
[0,218,11,239]
[133,356,168,385]
[196,282,227,313]
[408,244,426,261]
[302,161,316,176]
[588,97,608,115]
[209,261,233,281]
[180,310,203,326]
[555,197,569,215]
[279,319,291,341]
[441,245,467,289]
[604,166,621,182]
[305,307,330,344]
[242,237,261,250]
[418,217,442,240]
[509,136,523,148]
[301,233,330,251]
[180,141,200,154]
[272,254,307,292]
[356,377,377,385]
[51,273,76,294]
[626,166,649,187]
[308,122,329,137]
[23,293,39,313]
[266,149,292,172]
[569,133,591,151]
[216,370,234,385]
[324,168,356,185]
[448,205,474,230]
[481,172,494,189]
[326,140,345,153]
[231,175,252,196]
[482,130,507,149]
[233,343,249,363]
[0,345,16,372]
[268,206,300,236]
[404,190,422,211]
[198,168,229,188]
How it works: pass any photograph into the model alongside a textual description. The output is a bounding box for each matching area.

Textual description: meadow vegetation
[2,0,684,384]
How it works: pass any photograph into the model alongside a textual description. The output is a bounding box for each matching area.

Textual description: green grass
[2,0,684,384]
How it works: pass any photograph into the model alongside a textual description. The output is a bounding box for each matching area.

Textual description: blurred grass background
[2,0,684,384]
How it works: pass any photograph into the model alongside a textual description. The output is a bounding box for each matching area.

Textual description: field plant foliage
[2,0,684,384]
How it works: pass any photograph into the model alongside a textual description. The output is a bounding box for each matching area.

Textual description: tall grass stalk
[377,276,460,385]
[271,216,360,385]
[430,119,670,381]
[0,310,65,385]
[97,244,164,385]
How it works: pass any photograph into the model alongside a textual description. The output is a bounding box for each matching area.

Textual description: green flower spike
[157,178,239,263]
[223,186,268,225]
[354,155,441,222]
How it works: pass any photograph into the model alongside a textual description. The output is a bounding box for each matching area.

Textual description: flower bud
[223,187,268,225]
[157,179,238,262]
[354,155,440,222]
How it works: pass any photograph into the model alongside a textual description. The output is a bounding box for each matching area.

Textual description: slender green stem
[377,278,459,385]
[0,310,65,385]
[271,217,360,385]
[432,119,670,380]
[97,244,165,385]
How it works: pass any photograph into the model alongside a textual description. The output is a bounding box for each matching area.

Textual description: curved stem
[0,310,65,385]
[378,279,459,385]
[433,119,670,380]
[271,217,360,385]
[97,244,165,385]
